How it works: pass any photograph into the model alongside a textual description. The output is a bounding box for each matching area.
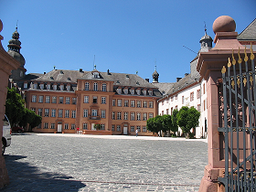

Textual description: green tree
[28,112,42,130]
[170,109,179,135]
[146,115,162,135]
[161,114,172,132]
[177,106,200,138]
[5,87,24,127]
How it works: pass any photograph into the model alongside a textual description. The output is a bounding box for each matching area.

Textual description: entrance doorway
[123,126,128,135]
[57,124,62,133]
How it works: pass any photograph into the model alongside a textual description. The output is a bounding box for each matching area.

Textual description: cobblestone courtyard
[2,134,207,192]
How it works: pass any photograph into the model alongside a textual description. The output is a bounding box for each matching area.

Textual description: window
[131,112,135,121]
[124,112,128,120]
[85,82,89,90]
[101,97,106,104]
[130,89,134,95]
[47,84,51,90]
[71,110,76,118]
[143,126,147,132]
[60,85,64,91]
[91,96,97,103]
[137,113,141,121]
[143,90,147,95]
[197,104,201,112]
[101,124,105,130]
[65,97,70,104]
[39,84,44,90]
[31,108,36,112]
[38,108,42,116]
[203,83,205,94]
[148,90,153,96]
[92,109,97,117]
[190,92,194,101]
[175,95,178,100]
[112,99,116,106]
[52,96,57,103]
[46,96,50,103]
[171,107,173,115]
[44,109,49,117]
[131,100,135,107]
[130,126,135,132]
[149,113,153,118]
[171,97,173,102]
[64,124,69,129]
[58,109,63,118]
[83,109,88,118]
[117,99,122,107]
[101,110,106,118]
[84,96,89,103]
[117,88,121,94]
[51,109,56,117]
[137,126,141,132]
[33,83,38,89]
[137,101,141,108]
[166,109,169,115]
[24,83,28,89]
[32,95,37,103]
[50,123,55,129]
[197,89,200,99]
[93,82,98,91]
[102,83,107,92]
[136,89,141,95]
[143,101,147,108]
[71,124,75,130]
[53,84,57,90]
[44,123,48,129]
[117,112,121,120]
[143,113,147,121]
[149,101,153,108]
[72,97,76,104]
[124,100,129,107]
[112,112,115,120]
[124,89,128,94]
[182,96,184,104]
[65,110,69,118]
[83,123,88,130]
[66,85,70,91]
[112,125,115,131]
[39,96,43,103]
[59,97,64,104]
[117,125,121,132]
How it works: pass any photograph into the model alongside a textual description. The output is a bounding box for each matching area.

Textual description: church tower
[152,66,159,83]
[199,27,213,52]
[8,27,26,81]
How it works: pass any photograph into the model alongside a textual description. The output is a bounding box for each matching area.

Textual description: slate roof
[166,74,198,96]
[237,18,256,41]
[152,82,175,95]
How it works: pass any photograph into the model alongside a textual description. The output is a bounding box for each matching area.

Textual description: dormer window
[60,85,64,91]
[136,89,141,95]
[148,90,153,96]
[143,89,147,95]
[66,85,70,91]
[130,89,134,95]
[47,84,51,90]
[40,84,44,90]
[93,72,100,78]
[124,88,128,95]
[53,84,57,90]
[33,83,38,89]
[117,88,122,94]
[24,83,28,89]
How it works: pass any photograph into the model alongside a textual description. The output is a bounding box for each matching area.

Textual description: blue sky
[0,0,255,83]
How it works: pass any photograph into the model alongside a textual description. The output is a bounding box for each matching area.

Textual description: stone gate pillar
[0,19,20,189]
[197,16,246,192]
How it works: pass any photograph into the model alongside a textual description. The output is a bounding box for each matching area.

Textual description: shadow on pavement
[2,155,86,192]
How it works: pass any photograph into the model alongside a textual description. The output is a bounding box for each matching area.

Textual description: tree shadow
[2,155,86,192]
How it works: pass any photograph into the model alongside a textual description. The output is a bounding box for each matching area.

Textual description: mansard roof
[237,18,256,41]
[152,82,175,95]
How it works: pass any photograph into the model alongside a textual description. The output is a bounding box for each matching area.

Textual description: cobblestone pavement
[2,133,208,192]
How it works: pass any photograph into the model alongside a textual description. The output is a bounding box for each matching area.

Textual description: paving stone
[2,133,207,191]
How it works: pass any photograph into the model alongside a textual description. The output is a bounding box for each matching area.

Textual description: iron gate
[218,45,256,191]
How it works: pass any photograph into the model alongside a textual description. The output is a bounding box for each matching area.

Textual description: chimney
[176,77,182,82]
[145,78,149,82]
[107,69,111,75]
[44,72,46,74]
[79,68,83,72]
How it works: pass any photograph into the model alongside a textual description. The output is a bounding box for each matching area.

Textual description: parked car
[2,115,11,155]
[12,126,24,133]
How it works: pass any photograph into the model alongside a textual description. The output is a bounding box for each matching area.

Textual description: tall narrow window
[32,95,37,103]
[52,96,57,103]
[117,112,121,120]
[101,97,106,104]
[44,109,49,117]
[124,112,128,120]
[65,110,69,118]
[92,109,97,117]
[59,97,63,104]
[137,113,141,121]
[84,96,89,103]
[45,96,50,103]
[85,82,89,91]
[51,109,56,117]
[72,97,76,104]
[101,110,106,118]
[39,96,43,103]
[65,97,70,104]
[38,108,42,116]
[102,83,107,92]
[71,110,76,118]
[83,109,88,118]
[112,112,115,120]
[58,109,63,118]
[93,82,98,91]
